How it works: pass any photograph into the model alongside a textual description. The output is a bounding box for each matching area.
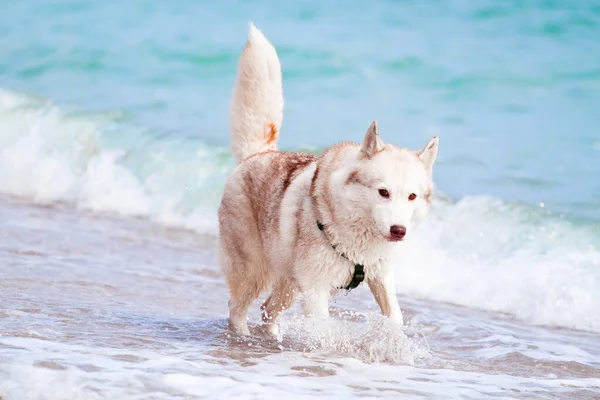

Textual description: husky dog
[218,24,439,336]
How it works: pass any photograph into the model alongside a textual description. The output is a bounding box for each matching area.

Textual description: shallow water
[1,197,600,399]
[1,0,600,398]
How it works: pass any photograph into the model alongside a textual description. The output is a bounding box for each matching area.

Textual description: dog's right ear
[360,121,384,159]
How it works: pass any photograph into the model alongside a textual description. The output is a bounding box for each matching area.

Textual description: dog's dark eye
[408,193,417,201]
[378,189,390,198]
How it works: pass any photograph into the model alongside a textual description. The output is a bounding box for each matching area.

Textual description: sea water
[1,1,599,399]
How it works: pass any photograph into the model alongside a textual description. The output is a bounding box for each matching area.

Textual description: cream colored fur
[218,24,439,336]
[229,23,283,162]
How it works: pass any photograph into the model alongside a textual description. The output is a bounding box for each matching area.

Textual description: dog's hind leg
[219,238,269,336]
[261,277,297,335]
[227,274,264,336]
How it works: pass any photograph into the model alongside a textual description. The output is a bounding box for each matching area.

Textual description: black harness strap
[317,221,365,291]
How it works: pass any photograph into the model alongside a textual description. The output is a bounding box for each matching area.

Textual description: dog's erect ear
[360,121,384,159]
[417,136,439,176]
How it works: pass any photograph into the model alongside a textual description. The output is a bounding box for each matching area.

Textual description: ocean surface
[1,1,600,399]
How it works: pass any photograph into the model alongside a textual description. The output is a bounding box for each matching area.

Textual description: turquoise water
[2,2,600,398]
[2,0,600,219]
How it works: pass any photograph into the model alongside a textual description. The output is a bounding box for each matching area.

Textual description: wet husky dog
[218,24,439,335]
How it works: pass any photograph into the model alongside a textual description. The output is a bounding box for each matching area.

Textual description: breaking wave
[0,89,229,233]
[1,89,599,333]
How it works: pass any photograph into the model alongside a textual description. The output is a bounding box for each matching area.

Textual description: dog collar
[317,221,365,291]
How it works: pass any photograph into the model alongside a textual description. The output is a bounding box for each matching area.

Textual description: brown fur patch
[310,165,320,197]
[345,170,370,187]
[281,154,315,191]
[345,170,359,185]
[241,167,261,227]
[266,123,278,145]
[239,152,316,239]
[309,165,323,220]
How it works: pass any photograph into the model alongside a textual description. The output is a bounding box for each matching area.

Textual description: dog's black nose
[389,225,406,240]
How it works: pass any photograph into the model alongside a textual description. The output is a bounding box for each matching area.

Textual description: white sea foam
[0,89,226,233]
[1,337,599,400]
[278,313,429,365]
[399,196,600,333]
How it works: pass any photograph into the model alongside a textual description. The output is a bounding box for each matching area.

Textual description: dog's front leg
[301,288,330,318]
[367,270,403,325]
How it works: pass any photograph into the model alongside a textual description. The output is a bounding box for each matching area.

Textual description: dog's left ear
[360,121,384,159]
[417,136,439,176]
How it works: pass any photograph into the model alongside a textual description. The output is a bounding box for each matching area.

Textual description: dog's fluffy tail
[229,23,283,163]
